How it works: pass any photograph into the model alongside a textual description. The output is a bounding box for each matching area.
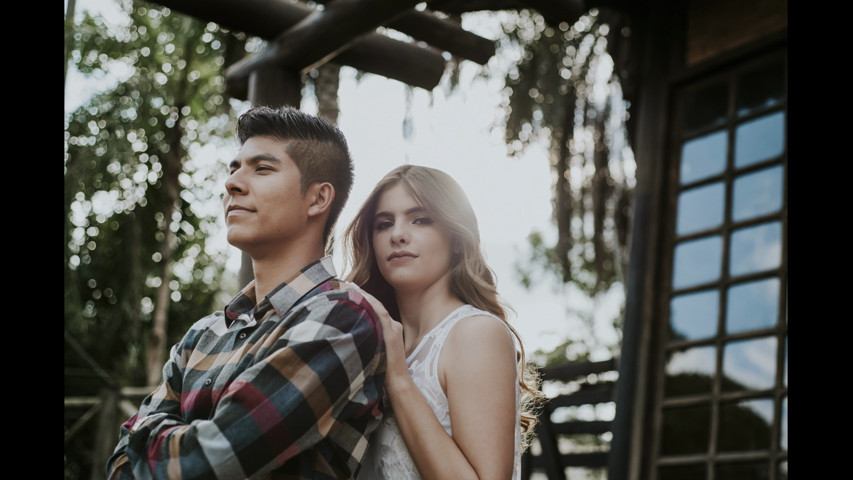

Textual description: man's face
[222,136,310,256]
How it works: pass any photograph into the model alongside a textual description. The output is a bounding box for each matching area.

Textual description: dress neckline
[405,304,472,362]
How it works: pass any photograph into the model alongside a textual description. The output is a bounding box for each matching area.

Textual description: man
[107,105,386,479]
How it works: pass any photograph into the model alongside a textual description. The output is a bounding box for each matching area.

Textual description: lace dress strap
[356,305,522,480]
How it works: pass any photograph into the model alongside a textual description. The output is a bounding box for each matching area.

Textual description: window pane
[680,131,727,184]
[684,81,729,131]
[659,464,706,480]
[673,236,722,289]
[670,290,719,340]
[715,461,770,480]
[718,398,774,451]
[665,345,716,397]
[722,336,777,391]
[736,58,785,117]
[726,278,780,334]
[733,165,784,221]
[729,221,782,277]
[660,404,711,455]
[735,111,785,168]
[778,461,788,480]
[677,182,725,235]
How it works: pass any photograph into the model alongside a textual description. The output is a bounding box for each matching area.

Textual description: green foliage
[514,230,563,290]
[65,0,238,385]
[500,10,572,152]
[500,9,633,295]
[64,3,247,476]
[496,9,635,364]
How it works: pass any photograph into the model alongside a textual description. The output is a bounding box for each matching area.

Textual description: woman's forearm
[386,375,481,480]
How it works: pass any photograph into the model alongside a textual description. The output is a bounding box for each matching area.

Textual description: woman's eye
[374,221,393,231]
[413,217,433,225]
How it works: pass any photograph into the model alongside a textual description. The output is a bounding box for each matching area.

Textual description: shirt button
[204,378,213,386]
[238,332,247,340]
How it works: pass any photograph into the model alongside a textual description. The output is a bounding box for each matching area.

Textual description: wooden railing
[67,338,619,480]
[65,387,152,480]
[521,358,619,480]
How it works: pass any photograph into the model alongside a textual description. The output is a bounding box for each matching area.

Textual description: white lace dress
[357,304,521,480]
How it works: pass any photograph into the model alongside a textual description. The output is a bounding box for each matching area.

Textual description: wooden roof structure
[148,0,594,101]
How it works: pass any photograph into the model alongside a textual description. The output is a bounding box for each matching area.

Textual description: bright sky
[65,0,623,357]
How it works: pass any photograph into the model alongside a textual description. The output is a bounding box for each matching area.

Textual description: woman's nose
[390,223,408,245]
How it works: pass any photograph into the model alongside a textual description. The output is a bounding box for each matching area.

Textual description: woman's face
[371,183,455,293]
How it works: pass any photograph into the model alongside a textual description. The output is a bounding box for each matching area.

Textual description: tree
[64,1,248,477]
[496,8,636,362]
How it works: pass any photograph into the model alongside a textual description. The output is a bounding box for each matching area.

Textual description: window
[651,49,787,480]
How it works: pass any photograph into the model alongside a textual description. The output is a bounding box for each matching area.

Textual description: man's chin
[225,230,251,251]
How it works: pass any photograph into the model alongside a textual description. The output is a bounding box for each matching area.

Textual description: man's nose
[224,170,243,196]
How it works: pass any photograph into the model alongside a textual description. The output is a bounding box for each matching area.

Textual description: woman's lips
[388,251,417,263]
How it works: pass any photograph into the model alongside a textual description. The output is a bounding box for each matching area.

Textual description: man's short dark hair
[236,105,354,249]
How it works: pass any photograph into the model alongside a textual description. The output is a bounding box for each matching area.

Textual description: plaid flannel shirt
[106,256,386,479]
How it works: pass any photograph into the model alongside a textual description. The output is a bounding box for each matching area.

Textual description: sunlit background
[64,0,626,357]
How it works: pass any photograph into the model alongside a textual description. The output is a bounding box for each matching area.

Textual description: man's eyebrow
[228,153,283,169]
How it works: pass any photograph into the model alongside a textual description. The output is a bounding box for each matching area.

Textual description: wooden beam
[386,9,496,65]
[427,0,588,24]
[225,0,425,85]
[333,34,446,90]
[226,35,445,100]
[148,0,446,92]
[540,357,617,381]
[65,402,101,443]
[148,0,325,39]
[226,34,446,99]
[312,1,496,65]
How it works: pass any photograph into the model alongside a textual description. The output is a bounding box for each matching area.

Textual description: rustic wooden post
[534,404,567,480]
[247,65,302,108]
[236,65,303,289]
[91,388,120,480]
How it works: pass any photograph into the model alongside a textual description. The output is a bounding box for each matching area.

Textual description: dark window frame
[648,41,788,480]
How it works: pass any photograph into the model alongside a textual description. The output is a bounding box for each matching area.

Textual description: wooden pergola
[149,0,591,106]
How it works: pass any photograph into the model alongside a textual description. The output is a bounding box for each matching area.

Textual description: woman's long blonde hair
[342,164,544,448]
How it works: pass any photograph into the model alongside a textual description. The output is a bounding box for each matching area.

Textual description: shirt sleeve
[110,294,384,480]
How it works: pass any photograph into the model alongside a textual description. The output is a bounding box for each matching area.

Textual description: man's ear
[307,182,335,218]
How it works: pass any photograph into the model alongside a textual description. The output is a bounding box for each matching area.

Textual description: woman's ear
[307,182,335,217]
[450,237,464,264]
[452,236,463,254]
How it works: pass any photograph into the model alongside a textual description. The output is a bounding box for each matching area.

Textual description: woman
[343,164,542,480]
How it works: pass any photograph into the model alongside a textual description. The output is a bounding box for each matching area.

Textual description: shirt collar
[224,256,338,323]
